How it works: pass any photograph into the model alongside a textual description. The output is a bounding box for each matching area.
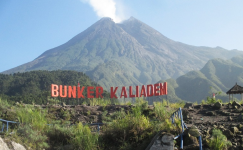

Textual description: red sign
[51,82,167,98]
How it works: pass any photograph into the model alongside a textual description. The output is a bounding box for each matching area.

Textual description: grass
[207,129,231,150]
[201,97,223,105]
[70,123,99,150]
[0,96,186,150]
[87,98,120,106]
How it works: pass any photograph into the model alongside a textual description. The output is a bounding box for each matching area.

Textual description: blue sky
[1,0,243,72]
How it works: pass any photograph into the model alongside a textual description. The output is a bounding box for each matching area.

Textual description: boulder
[182,109,190,120]
[214,102,222,109]
[184,135,198,146]
[206,111,215,116]
[237,113,243,121]
[0,138,10,150]
[237,124,243,130]
[184,125,201,138]
[230,127,239,134]
[184,102,194,109]
[11,141,26,150]
[146,132,174,150]
[223,129,234,138]
[228,116,233,121]
[232,101,241,108]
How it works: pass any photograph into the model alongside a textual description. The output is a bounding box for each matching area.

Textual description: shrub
[102,110,152,149]
[46,125,74,149]
[13,124,49,149]
[207,129,231,150]
[16,108,47,131]
[153,102,170,121]
[202,97,222,104]
[70,123,99,150]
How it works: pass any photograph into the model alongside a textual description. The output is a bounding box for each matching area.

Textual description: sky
[1,0,243,72]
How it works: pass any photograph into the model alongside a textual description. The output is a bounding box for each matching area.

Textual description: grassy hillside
[0,70,112,104]
[162,55,243,103]
[0,96,184,150]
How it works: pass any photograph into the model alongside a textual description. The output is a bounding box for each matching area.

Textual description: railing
[170,107,202,150]
[90,123,104,133]
[0,119,19,132]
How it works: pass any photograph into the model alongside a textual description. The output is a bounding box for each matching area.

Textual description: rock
[223,129,234,138]
[237,113,243,121]
[161,134,174,146]
[184,135,198,146]
[219,110,230,116]
[238,124,243,130]
[230,127,239,134]
[206,111,215,116]
[214,102,222,109]
[148,132,174,150]
[182,109,190,120]
[234,108,242,113]
[185,126,201,137]
[232,101,241,108]
[184,102,194,109]
[188,106,193,110]
[0,137,10,150]
[62,102,66,107]
[11,141,26,150]
[193,105,201,109]
[229,116,233,121]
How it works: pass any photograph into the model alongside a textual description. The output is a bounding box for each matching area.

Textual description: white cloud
[81,0,125,23]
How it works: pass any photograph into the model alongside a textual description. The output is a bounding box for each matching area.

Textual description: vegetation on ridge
[0,70,113,105]
[0,96,184,150]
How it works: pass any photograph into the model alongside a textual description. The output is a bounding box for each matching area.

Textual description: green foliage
[46,125,73,147]
[203,97,222,104]
[13,125,49,149]
[88,98,119,106]
[70,123,99,150]
[102,111,152,149]
[87,110,91,116]
[16,107,47,131]
[207,129,232,150]
[0,95,184,150]
[60,109,71,121]
[201,100,206,105]
[0,70,112,105]
[153,101,171,121]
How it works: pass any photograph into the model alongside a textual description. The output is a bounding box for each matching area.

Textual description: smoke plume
[81,0,124,23]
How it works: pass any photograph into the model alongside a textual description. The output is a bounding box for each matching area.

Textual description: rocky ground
[21,101,243,149]
[181,101,243,150]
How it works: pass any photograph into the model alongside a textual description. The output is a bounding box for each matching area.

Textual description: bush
[14,124,49,149]
[16,108,47,131]
[46,125,73,148]
[102,111,152,149]
[202,97,222,104]
[153,102,170,121]
[70,123,99,150]
[207,129,231,150]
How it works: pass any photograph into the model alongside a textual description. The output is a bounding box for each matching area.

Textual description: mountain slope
[164,55,243,102]
[3,17,243,90]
